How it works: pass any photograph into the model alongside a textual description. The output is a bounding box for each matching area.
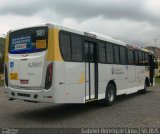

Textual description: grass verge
[155,77,160,83]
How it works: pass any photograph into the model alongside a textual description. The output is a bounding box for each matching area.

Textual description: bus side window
[89,43,95,62]
[114,45,120,64]
[139,51,142,65]
[84,42,95,62]
[71,35,83,62]
[84,42,89,62]
[128,49,134,65]
[106,43,114,64]
[134,50,139,65]
[145,53,149,66]
[60,33,71,61]
[141,52,145,66]
[120,46,126,64]
[99,42,106,63]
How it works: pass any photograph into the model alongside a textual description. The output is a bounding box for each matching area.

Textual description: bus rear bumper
[5,86,54,103]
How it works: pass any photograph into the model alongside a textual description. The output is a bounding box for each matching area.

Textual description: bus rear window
[9,27,48,54]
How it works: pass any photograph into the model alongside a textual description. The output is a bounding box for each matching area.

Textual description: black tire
[103,84,116,106]
[139,82,147,94]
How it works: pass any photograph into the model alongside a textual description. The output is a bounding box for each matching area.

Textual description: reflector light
[45,63,53,89]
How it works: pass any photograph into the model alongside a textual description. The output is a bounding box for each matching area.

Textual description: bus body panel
[98,64,147,97]
[126,65,136,89]
[136,66,146,86]
[8,52,46,87]
[64,62,85,103]
[112,64,128,91]
[98,64,112,99]
[52,62,85,103]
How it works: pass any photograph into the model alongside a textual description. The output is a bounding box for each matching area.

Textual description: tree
[0,37,5,55]
[0,37,5,73]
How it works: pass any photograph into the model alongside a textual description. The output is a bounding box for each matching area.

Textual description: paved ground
[0,84,160,128]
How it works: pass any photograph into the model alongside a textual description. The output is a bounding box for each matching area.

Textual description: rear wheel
[104,84,116,106]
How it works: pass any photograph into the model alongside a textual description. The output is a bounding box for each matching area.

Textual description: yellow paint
[4,34,9,63]
[10,73,18,80]
[79,72,85,84]
[36,39,46,49]
[46,28,63,61]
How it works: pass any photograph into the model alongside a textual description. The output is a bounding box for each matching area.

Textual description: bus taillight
[45,63,53,89]
[4,64,8,87]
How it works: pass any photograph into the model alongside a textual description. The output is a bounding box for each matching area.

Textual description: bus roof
[8,23,153,53]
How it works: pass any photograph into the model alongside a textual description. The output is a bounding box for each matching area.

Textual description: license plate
[10,73,18,80]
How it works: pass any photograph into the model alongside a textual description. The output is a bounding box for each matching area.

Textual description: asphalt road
[0,84,160,128]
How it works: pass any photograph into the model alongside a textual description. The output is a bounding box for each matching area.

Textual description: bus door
[149,54,154,85]
[84,41,98,101]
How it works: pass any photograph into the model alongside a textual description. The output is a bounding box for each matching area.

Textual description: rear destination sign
[11,36,31,52]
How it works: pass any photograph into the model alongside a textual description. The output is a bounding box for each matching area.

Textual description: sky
[0,0,160,47]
